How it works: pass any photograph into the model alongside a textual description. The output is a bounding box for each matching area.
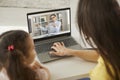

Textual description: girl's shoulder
[0,68,9,80]
[31,61,50,80]
[34,68,50,80]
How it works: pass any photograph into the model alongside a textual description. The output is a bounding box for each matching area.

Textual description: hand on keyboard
[49,48,60,57]
[49,42,68,56]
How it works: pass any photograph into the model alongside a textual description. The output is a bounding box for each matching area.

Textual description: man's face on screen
[51,15,56,22]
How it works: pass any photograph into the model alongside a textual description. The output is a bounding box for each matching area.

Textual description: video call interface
[27,9,70,39]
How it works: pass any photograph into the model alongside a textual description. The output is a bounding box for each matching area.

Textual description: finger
[53,42,61,47]
[53,42,59,46]
[61,42,65,46]
[56,42,62,46]
[51,46,59,52]
[49,51,59,55]
[49,51,54,54]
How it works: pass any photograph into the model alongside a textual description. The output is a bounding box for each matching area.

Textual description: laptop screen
[27,8,71,40]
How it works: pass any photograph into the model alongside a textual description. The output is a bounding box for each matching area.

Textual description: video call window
[27,9,70,39]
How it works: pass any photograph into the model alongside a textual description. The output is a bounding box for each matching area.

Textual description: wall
[0,0,70,29]
[0,0,70,31]
[117,0,120,4]
[0,0,70,9]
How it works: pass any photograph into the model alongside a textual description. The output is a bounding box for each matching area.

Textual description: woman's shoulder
[90,57,112,80]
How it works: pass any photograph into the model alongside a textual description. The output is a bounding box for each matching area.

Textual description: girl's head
[0,30,36,80]
[77,0,120,79]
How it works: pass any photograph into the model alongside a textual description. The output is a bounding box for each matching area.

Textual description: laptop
[27,8,82,63]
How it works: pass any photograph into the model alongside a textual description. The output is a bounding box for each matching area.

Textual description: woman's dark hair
[77,0,120,79]
[0,30,38,80]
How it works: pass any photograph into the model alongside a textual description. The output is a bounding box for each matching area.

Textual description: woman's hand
[49,42,69,56]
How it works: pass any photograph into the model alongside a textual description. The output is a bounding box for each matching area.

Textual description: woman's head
[77,0,120,42]
[77,0,120,79]
[0,30,36,69]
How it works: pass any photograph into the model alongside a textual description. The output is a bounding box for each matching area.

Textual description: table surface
[43,56,97,80]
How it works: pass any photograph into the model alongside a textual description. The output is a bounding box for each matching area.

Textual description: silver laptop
[27,8,82,63]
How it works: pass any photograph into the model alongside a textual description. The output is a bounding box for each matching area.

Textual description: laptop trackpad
[37,52,63,63]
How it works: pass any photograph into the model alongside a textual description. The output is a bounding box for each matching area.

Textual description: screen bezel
[27,8,71,41]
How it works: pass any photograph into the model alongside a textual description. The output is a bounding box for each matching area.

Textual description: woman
[50,0,120,80]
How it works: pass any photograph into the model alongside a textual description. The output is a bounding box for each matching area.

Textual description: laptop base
[37,44,82,63]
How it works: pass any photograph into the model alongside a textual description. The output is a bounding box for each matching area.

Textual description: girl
[0,30,50,80]
[50,0,120,80]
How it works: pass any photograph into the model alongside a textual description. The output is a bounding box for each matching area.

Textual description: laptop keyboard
[35,37,78,53]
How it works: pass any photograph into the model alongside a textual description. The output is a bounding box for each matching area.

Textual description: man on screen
[48,14,61,33]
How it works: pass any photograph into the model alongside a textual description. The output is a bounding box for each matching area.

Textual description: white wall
[70,0,91,47]
[0,8,46,28]
[117,0,120,4]
[0,0,70,9]
[0,8,52,34]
